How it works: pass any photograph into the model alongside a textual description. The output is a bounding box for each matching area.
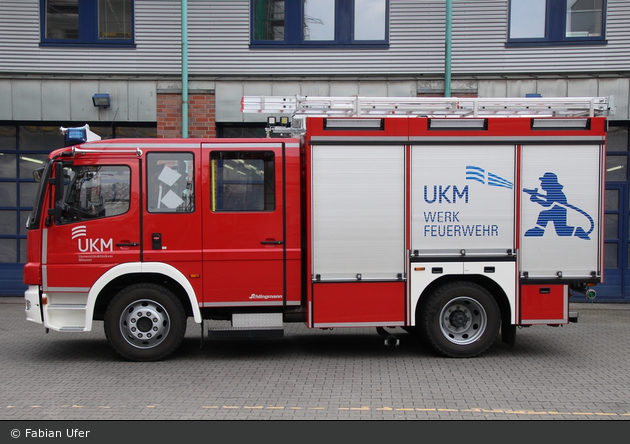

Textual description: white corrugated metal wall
[0,0,182,75]
[2,1,629,77]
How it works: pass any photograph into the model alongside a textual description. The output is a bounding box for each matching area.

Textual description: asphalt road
[1,297,629,421]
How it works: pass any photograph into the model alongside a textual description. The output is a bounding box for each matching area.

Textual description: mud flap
[502,323,516,347]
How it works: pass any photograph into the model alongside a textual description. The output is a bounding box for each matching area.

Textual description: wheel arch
[415,274,511,328]
[85,262,202,330]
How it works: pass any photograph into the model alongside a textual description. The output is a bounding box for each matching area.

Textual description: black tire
[104,283,187,362]
[402,326,420,336]
[419,282,500,358]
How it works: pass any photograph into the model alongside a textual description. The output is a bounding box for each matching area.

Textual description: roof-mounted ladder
[242,95,613,118]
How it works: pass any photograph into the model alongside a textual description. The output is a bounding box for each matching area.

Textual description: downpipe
[181,0,189,138]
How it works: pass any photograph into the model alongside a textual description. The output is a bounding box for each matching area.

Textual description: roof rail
[242,95,613,118]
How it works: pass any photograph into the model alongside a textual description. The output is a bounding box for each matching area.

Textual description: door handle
[116,242,140,247]
[260,240,284,245]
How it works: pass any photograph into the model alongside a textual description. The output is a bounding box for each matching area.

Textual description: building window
[508,0,606,45]
[251,0,388,48]
[604,123,629,272]
[0,126,60,264]
[41,0,134,47]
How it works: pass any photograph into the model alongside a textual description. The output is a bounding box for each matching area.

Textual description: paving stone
[1,298,629,420]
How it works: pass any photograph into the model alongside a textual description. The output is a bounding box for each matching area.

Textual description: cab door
[45,156,141,291]
[201,141,288,308]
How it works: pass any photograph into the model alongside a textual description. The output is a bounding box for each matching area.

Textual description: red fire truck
[23,96,610,361]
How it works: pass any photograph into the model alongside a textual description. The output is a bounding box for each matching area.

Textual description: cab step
[207,327,284,339]
[207,312,284,339]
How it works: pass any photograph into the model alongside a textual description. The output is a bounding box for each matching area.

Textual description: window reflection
[605,189,619,211]
[607,126,629,152]
[606,156,627,181]
[304,0,335,41]
[605,243,618,268]
[253,0,285,41]
[45,0,79,40]
[252,0,387,45]
[510,0,546,39]
[565,0,603,38]
[0,210,16,235]
[19,126,65,151]
[19,154,48,179]
[0,183,17,207]
[20,238,27,264]
[19,183,39,210]
[0,239,17,263]
[0,126,16,150]
[605,213,618,240]
[0,154,16,179]
[354,0,387,41]
[98,0,133,40]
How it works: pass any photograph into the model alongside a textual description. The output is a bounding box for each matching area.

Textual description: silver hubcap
[439,296,487,345]
[119,299,170,349]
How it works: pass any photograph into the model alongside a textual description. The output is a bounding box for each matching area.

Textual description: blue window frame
[508,0,606,46]
[251,0,389,48]
[40,0,135,47]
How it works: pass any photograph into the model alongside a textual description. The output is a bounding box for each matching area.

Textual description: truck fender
[84,262,202,331]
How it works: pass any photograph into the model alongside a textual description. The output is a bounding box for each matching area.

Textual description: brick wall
[157,93,216,138]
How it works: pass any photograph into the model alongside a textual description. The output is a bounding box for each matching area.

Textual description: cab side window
[147,153,195,213]
[58,165,130,223]
[211,151,275,211]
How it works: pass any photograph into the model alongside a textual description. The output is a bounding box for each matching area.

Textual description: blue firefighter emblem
[523,172,593,240]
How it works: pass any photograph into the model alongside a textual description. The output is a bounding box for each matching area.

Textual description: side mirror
[47,161,65,224]
[32,167,44,183]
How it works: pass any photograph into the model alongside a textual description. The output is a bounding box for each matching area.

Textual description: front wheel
[104,284,187,362]
[419,282,500,358]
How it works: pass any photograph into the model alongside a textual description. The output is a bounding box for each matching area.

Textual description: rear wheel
[104,283,187,362]
[419,282,500,358]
